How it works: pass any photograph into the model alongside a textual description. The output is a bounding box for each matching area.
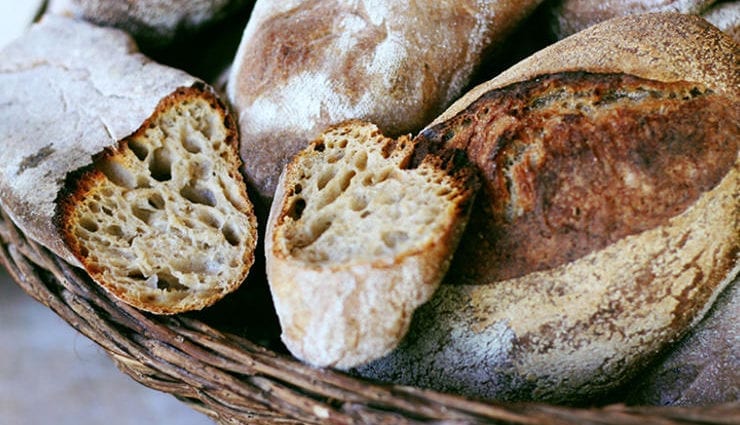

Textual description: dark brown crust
[418,72,739,283]
[53,84,252,314]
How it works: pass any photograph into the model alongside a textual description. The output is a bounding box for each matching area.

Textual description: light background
[0,1,213,423]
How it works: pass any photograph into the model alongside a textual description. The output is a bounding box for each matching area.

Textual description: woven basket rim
[1,207,736,425]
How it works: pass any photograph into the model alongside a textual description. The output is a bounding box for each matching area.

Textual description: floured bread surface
[57,87,257,314]
[266,121,476,368]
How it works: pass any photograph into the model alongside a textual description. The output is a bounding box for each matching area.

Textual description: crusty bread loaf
[265,121,476,368]
[0,16,257,314]
[356,14,739,402]
[227,0,543,203]
[625,277,739,406]
[548,0,717,39]
[50,0,253,48]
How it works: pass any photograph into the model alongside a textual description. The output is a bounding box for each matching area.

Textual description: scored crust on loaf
[266,121,477,368]
[56,86,257,314]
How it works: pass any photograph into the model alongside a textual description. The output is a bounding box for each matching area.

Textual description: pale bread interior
[276,123,466,266]
[67,96,255,313]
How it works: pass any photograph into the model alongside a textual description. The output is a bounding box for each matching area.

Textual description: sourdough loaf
[0,16,257,314]
[356,13,739,402]
[227,0,543,204]
[266,121,477,368]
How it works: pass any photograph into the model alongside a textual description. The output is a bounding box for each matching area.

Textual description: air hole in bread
[153,272,187,291]
[286,198,306,220]
[79,217,99,232]
[222,222,241,247]
[98,158,136,189]
[150,147,173,181]
[128,139,149,161]
[313,142,325,152]
[353,151,368,171]
[147,193,165,209]
[198,209,222,228]
[132,205,154,224]
[180,182,217,207]
[338,170,355,191]
[327,152,344,164]
[182,132,203,154]
[317,169,336,190]
[106,225,124,237]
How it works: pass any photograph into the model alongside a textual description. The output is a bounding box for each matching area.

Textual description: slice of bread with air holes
[265,120,477,369]
[0,16,257,314]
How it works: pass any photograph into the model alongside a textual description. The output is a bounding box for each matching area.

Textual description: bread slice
[265,121,476,369]
[0,16,257,314]
[56,87,257,314]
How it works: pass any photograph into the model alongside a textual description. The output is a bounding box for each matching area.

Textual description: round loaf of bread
[355,13,739,403]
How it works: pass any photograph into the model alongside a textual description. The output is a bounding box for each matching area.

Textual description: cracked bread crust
[266,121,477,368]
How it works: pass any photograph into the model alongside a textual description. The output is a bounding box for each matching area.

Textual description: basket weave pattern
[1,207,737,424]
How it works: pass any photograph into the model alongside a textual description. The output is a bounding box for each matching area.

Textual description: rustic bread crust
[356,14,739,402]
[266,121,477,368]
[227,0,543,203]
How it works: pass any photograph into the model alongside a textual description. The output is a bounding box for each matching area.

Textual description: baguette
[0,16,258,314]
[356,13,739,402]
[266,121,476,368]
[227,0,543,203]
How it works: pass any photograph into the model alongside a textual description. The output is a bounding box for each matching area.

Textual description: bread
[548,0,716,39]
[265,121,477,368]
[0,16,257,314]
[49,0,252,48]
[355,13,739,403]
[625,277,739,406]
[227,0,543,204]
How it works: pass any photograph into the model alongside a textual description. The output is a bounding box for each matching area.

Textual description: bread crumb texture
[267,121,476,368]
[275,123,470,265]
[58,88,257,314]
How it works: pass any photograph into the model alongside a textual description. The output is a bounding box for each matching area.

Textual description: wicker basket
[3,208,739,424]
